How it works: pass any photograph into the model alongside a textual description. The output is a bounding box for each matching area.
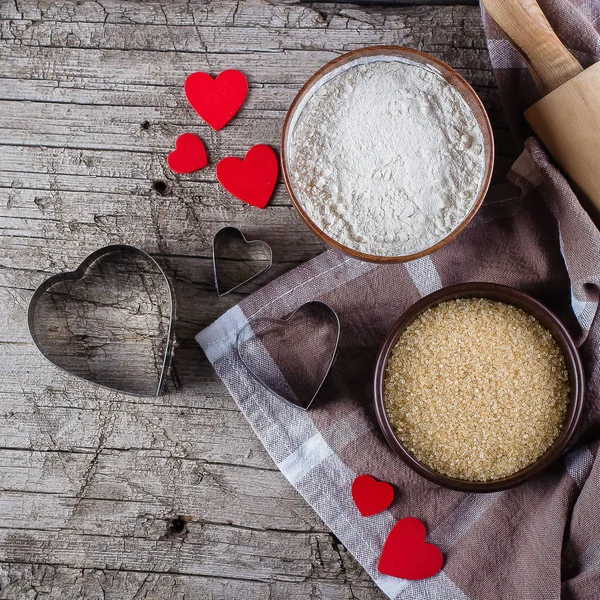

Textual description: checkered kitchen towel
[197,2,600,598]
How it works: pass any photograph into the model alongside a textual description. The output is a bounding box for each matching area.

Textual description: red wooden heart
[184,70,248,131]
[378,517,443,580]
[167,133,208,174]
[216,145,278,209]
[351,475,394,517]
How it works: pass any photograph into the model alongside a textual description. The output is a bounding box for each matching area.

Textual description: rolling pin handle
[480,0,583,95]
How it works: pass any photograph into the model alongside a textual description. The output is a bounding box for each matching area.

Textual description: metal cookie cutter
[212,226,273,297]
[27,245,176,397]
[236,301,341,410]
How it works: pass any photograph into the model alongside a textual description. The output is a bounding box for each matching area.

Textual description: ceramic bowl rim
[280,45,495,264]
[373,282,585,492]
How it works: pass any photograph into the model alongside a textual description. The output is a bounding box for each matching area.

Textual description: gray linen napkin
[197,2,600,597]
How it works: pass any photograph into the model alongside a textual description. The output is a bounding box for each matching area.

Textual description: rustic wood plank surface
[0,1,516,598]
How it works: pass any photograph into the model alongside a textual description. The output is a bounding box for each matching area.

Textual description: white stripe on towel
[404,255,443,297]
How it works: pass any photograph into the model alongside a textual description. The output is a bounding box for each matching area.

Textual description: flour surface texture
[288,58,486,257]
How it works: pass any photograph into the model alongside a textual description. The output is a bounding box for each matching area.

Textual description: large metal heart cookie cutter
[236,301,341,410]
[27,245,176,397]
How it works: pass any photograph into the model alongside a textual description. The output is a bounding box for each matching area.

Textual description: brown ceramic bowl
[281,46,495,263]
[373,283,585,492]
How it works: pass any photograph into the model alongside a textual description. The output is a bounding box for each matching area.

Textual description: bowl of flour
[281,46,494,262]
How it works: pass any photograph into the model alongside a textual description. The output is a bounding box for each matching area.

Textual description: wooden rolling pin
[481,0,600,224]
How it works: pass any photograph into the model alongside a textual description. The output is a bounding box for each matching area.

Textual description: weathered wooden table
[0,1,515,598]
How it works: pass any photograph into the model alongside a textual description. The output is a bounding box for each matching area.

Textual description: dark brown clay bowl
[373,283,585,492]
[281,46,495,264]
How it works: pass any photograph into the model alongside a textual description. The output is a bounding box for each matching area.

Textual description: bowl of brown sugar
[373,283,584,492]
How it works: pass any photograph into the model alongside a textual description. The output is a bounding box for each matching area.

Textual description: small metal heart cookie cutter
[27,244,176,397]
[236,301,341,410]
[212,226,273,296]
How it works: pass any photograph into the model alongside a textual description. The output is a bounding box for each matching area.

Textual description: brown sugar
[384,298,569,481]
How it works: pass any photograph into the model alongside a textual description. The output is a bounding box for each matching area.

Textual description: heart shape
[216,144,278,209]
[27,245,175,397]
[184,70,248,131]
[236,301,340,410]
[378,517,443,580]
[351,475,394,517]
[168,133,208,174]
[212,226,273,296]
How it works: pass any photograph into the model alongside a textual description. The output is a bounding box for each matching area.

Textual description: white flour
[287,57,486,257]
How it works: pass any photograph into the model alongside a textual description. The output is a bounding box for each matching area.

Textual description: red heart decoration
[216,145,278,209]
[167,133,208,174]
[184,70,248,131]
[351,475,394,517]
[378,517,443,580]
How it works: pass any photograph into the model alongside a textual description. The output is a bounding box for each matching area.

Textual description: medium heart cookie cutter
[236,301,340,410]
[27,245,176,397]
[212,226,273,296]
